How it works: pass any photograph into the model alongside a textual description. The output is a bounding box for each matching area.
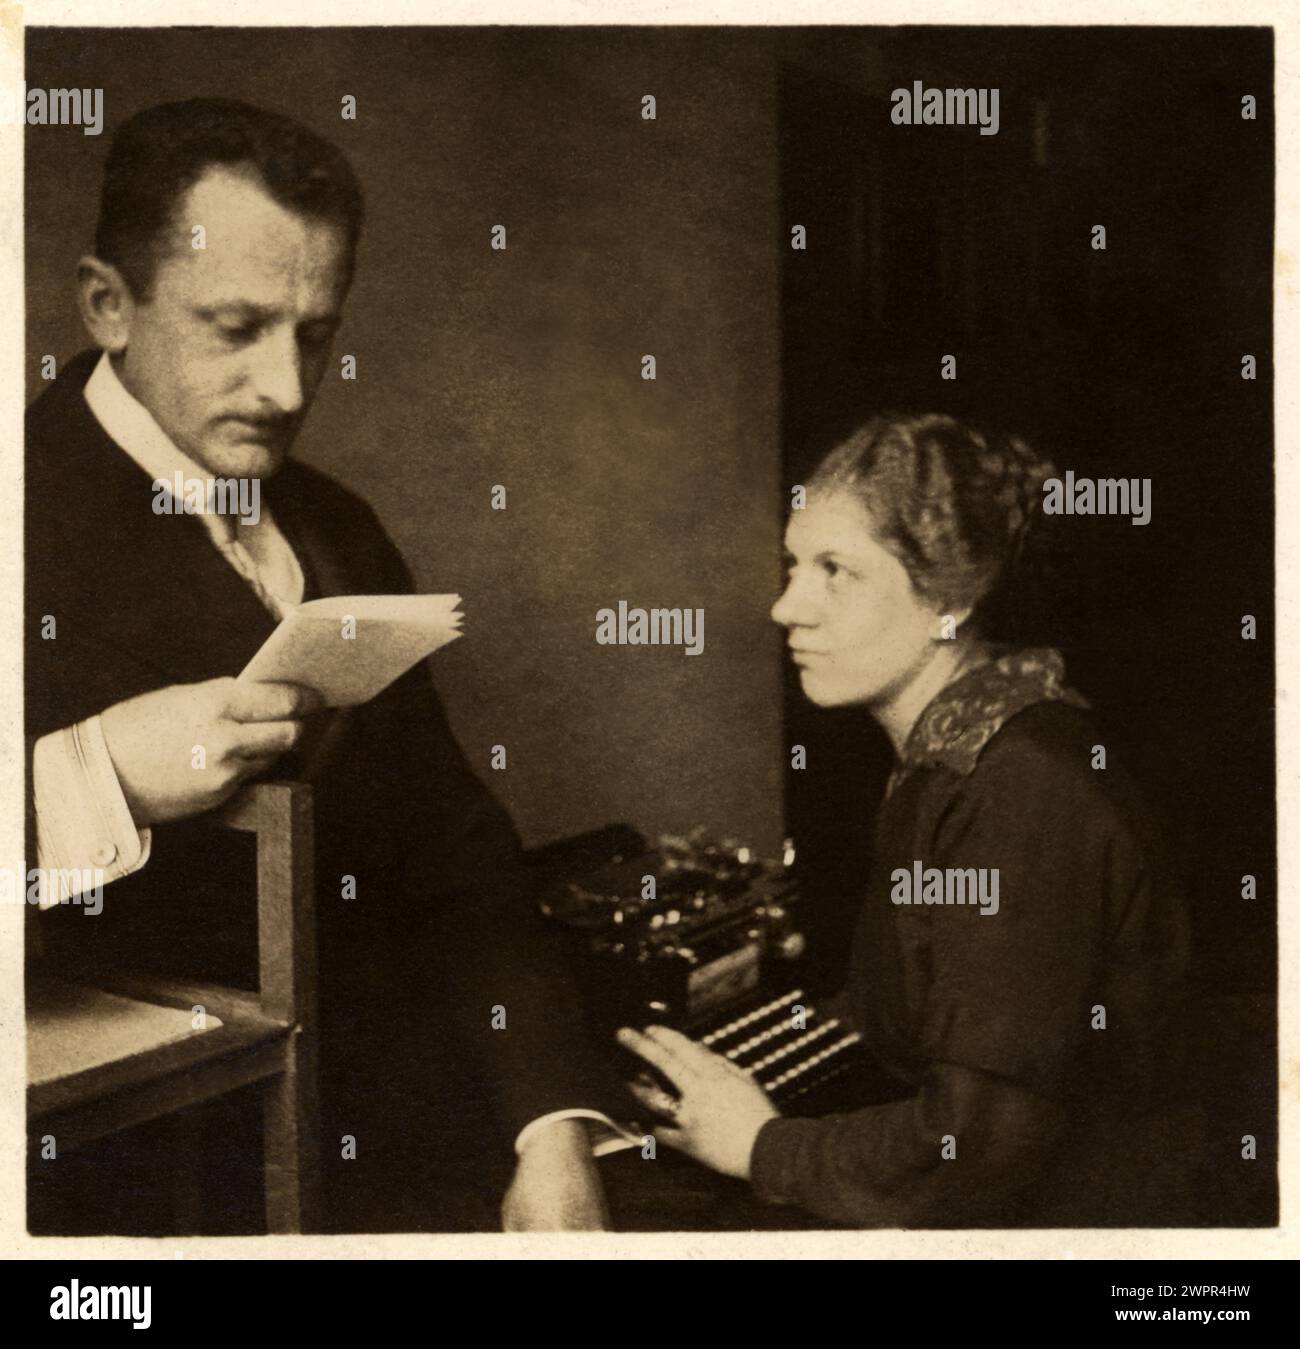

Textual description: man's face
[770,489,942,709]
[116,163,350,479]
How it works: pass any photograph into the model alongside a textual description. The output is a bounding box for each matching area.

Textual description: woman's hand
[617,1025,780,1180]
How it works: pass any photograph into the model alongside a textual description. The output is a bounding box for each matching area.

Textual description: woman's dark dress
[750,649,1194,1227]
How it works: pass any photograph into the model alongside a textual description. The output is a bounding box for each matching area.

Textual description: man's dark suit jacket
[27,350,613,1230]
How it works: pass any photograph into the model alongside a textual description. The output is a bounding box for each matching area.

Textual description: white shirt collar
[80,350,304,606]
[83,351,216,509]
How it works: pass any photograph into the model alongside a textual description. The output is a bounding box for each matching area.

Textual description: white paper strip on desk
[239,594,463,707]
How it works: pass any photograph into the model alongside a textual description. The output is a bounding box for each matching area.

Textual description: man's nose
[249,328,304,416]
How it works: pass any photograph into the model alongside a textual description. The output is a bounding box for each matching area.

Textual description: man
[26,97,617,1232]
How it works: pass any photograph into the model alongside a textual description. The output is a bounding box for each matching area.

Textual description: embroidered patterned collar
[897,647,1090,780]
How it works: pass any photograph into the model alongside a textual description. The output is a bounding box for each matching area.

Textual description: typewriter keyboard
[696,988,865,1106]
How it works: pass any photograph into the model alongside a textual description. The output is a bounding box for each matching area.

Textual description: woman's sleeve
[750,726,1132,1226]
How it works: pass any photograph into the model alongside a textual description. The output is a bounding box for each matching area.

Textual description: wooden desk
[26,782,320,1233]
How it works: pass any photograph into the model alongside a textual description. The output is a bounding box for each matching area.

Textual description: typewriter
[532,825,888,1115]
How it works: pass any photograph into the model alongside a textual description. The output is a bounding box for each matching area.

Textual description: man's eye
[821,560,841,580]
[218,323,258,344]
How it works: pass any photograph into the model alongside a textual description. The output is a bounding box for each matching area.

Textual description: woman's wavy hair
[806,412,1065,642]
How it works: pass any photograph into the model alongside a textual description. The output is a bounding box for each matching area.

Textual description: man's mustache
[217,413,298,439]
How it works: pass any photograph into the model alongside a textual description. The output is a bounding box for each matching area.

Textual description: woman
[618,412,1192,1227]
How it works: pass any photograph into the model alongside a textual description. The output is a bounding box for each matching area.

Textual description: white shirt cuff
[515,1109,642,1158]
[32,716,152,909]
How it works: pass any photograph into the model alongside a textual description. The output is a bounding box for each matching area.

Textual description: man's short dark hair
[95,97,364,299]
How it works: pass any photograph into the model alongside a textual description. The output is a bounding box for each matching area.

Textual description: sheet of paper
[28,981,224,1088]
[238,594,463,707]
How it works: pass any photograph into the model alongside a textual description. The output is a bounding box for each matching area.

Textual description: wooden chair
[26,781,320,1234]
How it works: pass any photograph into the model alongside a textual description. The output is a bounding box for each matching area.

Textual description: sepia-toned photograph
[15,17,1278,1252]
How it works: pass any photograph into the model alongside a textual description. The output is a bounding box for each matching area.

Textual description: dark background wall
[25,26,786,853]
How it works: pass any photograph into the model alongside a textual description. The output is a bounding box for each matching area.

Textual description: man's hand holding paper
[100,678,324,826]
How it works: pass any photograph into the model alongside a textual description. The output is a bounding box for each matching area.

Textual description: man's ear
[76,255,137,354]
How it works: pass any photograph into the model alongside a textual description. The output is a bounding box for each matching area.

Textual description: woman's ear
[76,255,136,355]
[933,604,974,642]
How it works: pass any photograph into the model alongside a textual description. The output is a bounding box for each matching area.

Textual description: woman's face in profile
[771,489,944,709]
